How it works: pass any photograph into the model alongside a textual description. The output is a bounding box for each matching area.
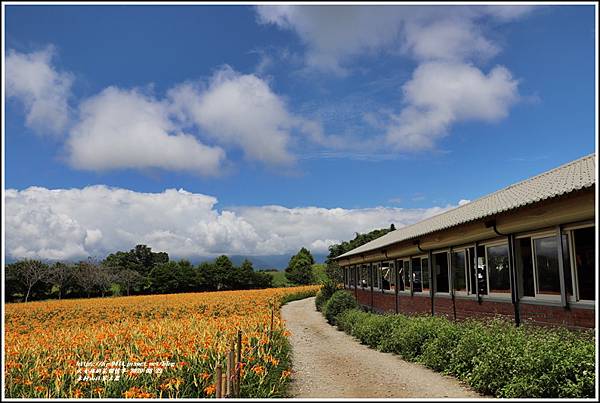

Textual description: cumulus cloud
[256,5,533,72]
[5,186,456,261]
[386,62,520,150]
[6,46,73,135]
[168,67,301,165]
[67,87,226,175]
[256,5,532,151]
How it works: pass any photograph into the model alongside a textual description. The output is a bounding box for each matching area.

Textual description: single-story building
[335,153,596,328]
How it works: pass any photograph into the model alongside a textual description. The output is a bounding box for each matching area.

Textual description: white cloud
[6,46,73,135]
[168,67,300,166]
[67,86,226,175]
[386,62,520,150]
[256,5,533,73]
[5,186,455,261]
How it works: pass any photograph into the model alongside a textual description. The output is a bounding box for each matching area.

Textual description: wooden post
[226,348,233,397]
[215,363,222,398]
[235,330,242,397]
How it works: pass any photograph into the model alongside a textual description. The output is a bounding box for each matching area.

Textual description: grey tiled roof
[336,153,596,260]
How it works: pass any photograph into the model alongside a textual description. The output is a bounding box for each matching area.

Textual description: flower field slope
[5,286,318,398]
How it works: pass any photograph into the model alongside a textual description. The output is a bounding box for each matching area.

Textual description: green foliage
[311,263,328,284]
[265,271,292,287]
[285,248,315,285]
[315,280,341,312]
[322,290,359,325]
[333,311,595,398]
[326,226,394,263]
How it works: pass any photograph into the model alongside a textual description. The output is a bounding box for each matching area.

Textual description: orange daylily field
[4,286,318,398]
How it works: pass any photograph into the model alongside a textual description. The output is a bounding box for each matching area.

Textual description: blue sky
[4,4,596,261]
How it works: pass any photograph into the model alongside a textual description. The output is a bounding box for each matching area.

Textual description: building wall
[351,287,595,329]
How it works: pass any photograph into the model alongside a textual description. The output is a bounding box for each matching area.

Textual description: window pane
[360,265,369,287]
[476,245,487,295]
[412,258,422,292]
[422,258,430,292]
[381,262,392,290]
[517,238,535,297]
[487,244,510,293]
[574,227,595,300]
[403,260,410,290]
[433,252,449,293]
[452,251,467,291]
[561,234,573,297]
[534,237,560,295]
[368,264,374,288]
[396,260,404,291]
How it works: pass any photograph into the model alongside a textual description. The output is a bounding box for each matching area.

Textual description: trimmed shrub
[315,280,340,312]
[323,290,359,325]
[336,308,369,334]
[350,313,395,348]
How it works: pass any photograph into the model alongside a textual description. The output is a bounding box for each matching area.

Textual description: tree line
[5,225,393,303]
[5,245,273,303]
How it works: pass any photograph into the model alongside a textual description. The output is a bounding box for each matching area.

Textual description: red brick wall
[372,292,396,313]
[520,303,595,329]
[350,288,595,328]
[398,293,431,316]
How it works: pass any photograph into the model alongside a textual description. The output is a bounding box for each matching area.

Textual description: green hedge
[334,309,595,398]
[322,290,359,325]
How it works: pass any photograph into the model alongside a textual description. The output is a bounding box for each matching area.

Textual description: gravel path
[281,297,482,398]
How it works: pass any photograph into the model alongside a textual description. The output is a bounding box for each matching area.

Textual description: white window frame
[396,258,411,294]
[372,262,381,290]
[529,231,563,302]
[451,248,470,296]
[411,255,429,295]
[484,241,512,299]
[380,260,395,293]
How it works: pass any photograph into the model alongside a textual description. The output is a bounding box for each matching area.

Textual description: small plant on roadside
[315,279,341,312]
[323,290,359,325]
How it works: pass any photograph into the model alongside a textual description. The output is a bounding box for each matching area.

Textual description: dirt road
[281,297,481,398]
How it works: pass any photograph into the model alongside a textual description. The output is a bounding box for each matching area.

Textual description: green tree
[285,248,315,285]
[48,262,75,299]
[5,260,51,302]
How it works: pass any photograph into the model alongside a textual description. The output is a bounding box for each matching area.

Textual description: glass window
[433,252,449,293]
[422,258,430,292]
[573,227,595,300]
[487,244,510,294]
[373,263,381,289]
[452,250,467,292]
[381,262,392,291]
[517,238,535,297]
[412,257,422,292]
[561,235,573,297]
[403,260,410,291]
[396,260,404,291]
[534,236,561,295]
[360,264,369,288]
[475,245,488,295]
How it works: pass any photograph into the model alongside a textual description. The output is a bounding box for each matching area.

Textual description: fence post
[235,330,242,397]
[215,363,222,398]
[226,346,233,397]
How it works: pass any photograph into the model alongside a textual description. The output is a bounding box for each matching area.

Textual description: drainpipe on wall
[369,262,374,311]
[395,260,399,314]
[474,241,481,304]
[449,247,457,321]
[486,219,520,326]
[428,250,434,316]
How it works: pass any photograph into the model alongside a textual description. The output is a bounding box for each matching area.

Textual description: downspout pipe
[413,240,434,316]
[486,219,521,326]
